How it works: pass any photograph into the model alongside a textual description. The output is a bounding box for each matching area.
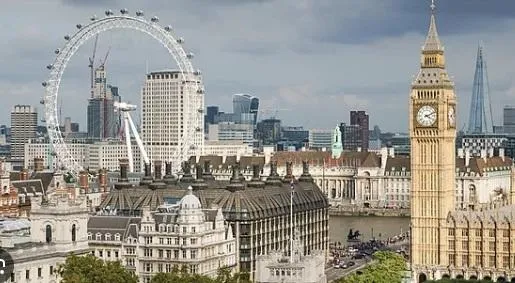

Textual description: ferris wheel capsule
[40,99,45,105]
[105,9,113,16]
[196,88,204,94]
[194,69,202,76]
[151,16,159,23]
[136,10,144,16]
[42,81,48,87]
[177,37,184,44]
[76,24,82,29]
[90,15,97,21]
[120,8,128,15]
[197,108,204,113]
[46,64,53,70]
[54,49,60,54]
[64,35,70,41]
[186,52,194,59]
[164,25,172,32]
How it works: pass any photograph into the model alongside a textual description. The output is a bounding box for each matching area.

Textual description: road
[325,259,371,282]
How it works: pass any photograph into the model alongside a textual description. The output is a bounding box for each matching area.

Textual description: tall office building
[233,93,259,125]
[205,106,219,125]
[338,123,361,151]
[256,118,281,145]
[467,44,493,134]
[350,110,369,151]
[87,66,121,139]
[10,105,37,164]
[141,70,204,170]
[503,106,515,134]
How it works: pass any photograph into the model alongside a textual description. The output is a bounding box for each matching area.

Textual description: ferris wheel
[41,9,204,179]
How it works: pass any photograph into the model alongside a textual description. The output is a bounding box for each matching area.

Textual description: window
[462,241,468,250]
[489,241,495,251]
[191,238,197,245]
[71,224,76,242]
[158,249,163,258]
[144,248,152,257]
[96,233,101,241]
[107,250,111,257]
[191,250,197,259]
[192,227,196,233]
[503,230,510,237]
[448,229,455,236]
[145,237,152,244]
[461,229,468,236]
[145,263,152,272]
[448,254,455,266]
[489,230,495,237]
[46,224,52,243]
[174,250,179,259]
[166,264,172,273]
[489,255,496,267]
[26,270,30,280]
[182,250,187,258]
[475,241,481,251]
[448,240,455,249]
[115,251,119,258]
[462,255,468,266]
[158,264,163,273]
[475,255,482,266]
[38,268,42,278]
[183,227,187,234]
[504,242,509,251]
[503,256,510,268]
[182,238,187,245]
[88,233,92,240]
[166,250,171,259]
[50,266,53,275]
[115,234,121,241]
[99,250,103,257]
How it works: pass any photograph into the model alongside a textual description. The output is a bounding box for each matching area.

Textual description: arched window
[71,224,76,242]
[46,224,52,243]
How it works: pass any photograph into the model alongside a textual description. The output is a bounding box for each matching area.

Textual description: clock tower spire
[410,0,457,279]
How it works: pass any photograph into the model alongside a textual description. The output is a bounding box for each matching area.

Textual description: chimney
[165,162,172,176]
[488,148,494,158]
[266,161,282,185]
[388,147,395,158]
[79,171,89,193]
[500,148,505,161]
[480,149,487,161]
[283,161,294,183]
[180,161,195,183]
[140,162,153,186]
[145,163,152,178]
[457,148,464,158]
[465,150,471,167]
[98,169,107,193]
[299,160,314,182]
[163,162,178,185]
[119,159,129,181]
[227,163,244,191]
[20,168,29,181]
[34,158,44,172]
[202,161,215,181]
[251,164,261,181]
[154,161,163,180]
[380,147,388,169]
[195,164,204,181]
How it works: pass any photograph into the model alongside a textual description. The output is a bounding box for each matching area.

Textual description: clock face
[416,105,437,127]
[448,107,456,127]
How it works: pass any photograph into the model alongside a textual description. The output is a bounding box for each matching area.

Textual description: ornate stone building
[410,3,515,282]
[97,159,329,280]
[89,186,236,283]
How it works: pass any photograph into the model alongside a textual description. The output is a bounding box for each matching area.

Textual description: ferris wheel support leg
[123,113,134,173]
[126,113,150,166]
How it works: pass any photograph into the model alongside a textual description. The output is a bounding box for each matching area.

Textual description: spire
[423,0,443,52]
[467,42,493,134]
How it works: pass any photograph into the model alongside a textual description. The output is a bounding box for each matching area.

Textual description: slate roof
[270,151,380,168]
[99,157,329,221]
[87,216,141,241]
[10,180,45,196]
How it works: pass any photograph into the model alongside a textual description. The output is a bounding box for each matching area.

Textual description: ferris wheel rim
[43,11,202,178]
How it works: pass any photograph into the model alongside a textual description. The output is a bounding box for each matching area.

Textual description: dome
[179,186,201,209]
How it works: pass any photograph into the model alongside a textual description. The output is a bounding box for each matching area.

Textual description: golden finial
[430,0,436,12]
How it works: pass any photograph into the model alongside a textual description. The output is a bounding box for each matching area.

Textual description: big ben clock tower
[410,0,456,279]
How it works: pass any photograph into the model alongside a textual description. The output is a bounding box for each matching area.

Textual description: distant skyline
[2,0,515,132]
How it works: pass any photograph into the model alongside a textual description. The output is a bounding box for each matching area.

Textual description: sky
[2,0,515,132]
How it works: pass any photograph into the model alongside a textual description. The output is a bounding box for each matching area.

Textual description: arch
[456,275,464,279]
[46,224,52,243]
[470,275,478,280]
[441,274,450,279]
[71,224,76,242]
[484,276,492,281]
[418,273,427,282]
[510,277,515,282]
[497,277,506,283]
[331,188,336,199]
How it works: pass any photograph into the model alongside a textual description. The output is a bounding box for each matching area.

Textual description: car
[348,261,356,266]
[339,263,348,269]
[353,254,365,260]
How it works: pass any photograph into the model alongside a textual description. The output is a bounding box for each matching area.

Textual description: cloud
[1,0,515,133]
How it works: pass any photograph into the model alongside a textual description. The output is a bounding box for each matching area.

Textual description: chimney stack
[180,161,195,183]
[154,161,163,180]
[457,148,464,158]
[465,150,471,167]
[20,168,29,181]
[79,171,89,193]
[266,161,282,185]
[480,149,487,161]
[165,162,172,176]
[119,159,129,181]
[34,158,44,172]
[251,164,261,181]
[202,160,215,181]
[195,164,204,182]
[98,169,107,193]
[283,161,294,183]
[299,160,314,182]
[500,148,505,161]
[488,148,494,158]
[227,163,245,192]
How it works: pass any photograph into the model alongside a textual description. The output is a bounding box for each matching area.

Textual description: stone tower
[409,0,457,275]
[331,125,343,159]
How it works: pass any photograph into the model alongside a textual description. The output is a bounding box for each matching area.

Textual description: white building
[461,133,506,157]
[203,140,252,157]
[88,186,236,283]
[255,230,326,283]
[308,129,332,150]
[141,70,204,171]
[11,105,37,165]
[1,192,90,283]
[208,122,254,145]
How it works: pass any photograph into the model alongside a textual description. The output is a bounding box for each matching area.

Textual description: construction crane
[114,101,150,173]
[257,108,291,120]
[99,46,111,68]
[88,34,99,98]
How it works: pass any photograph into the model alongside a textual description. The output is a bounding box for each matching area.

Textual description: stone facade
[89,186,236,283]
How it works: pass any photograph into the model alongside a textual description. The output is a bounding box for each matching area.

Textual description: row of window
[11,266,54,282]
[448,229,509,238]
[448,254,512,269]
[88,232,121,241]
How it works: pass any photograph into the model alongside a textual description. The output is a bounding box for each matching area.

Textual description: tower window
[72,224,76,242]
[46,225,52,243]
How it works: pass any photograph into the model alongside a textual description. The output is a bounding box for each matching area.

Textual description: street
[325,259,371,282]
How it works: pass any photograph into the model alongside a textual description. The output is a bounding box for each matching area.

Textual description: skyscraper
[467,43,493,134]
[409,2,457,279]
[350,110,369,151]
[503,106,515,134]
[10,105,37,164]
[87,66,120,139]
[232,94,259,125]
[141,70,204,170]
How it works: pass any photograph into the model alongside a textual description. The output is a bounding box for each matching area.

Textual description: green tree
[150,265,252,283]
[336,251,407,283]
[58,254,138,283]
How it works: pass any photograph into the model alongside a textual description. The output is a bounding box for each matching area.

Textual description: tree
[58,254,138,283]
[150,265,252,283]
[336,251,407,283]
